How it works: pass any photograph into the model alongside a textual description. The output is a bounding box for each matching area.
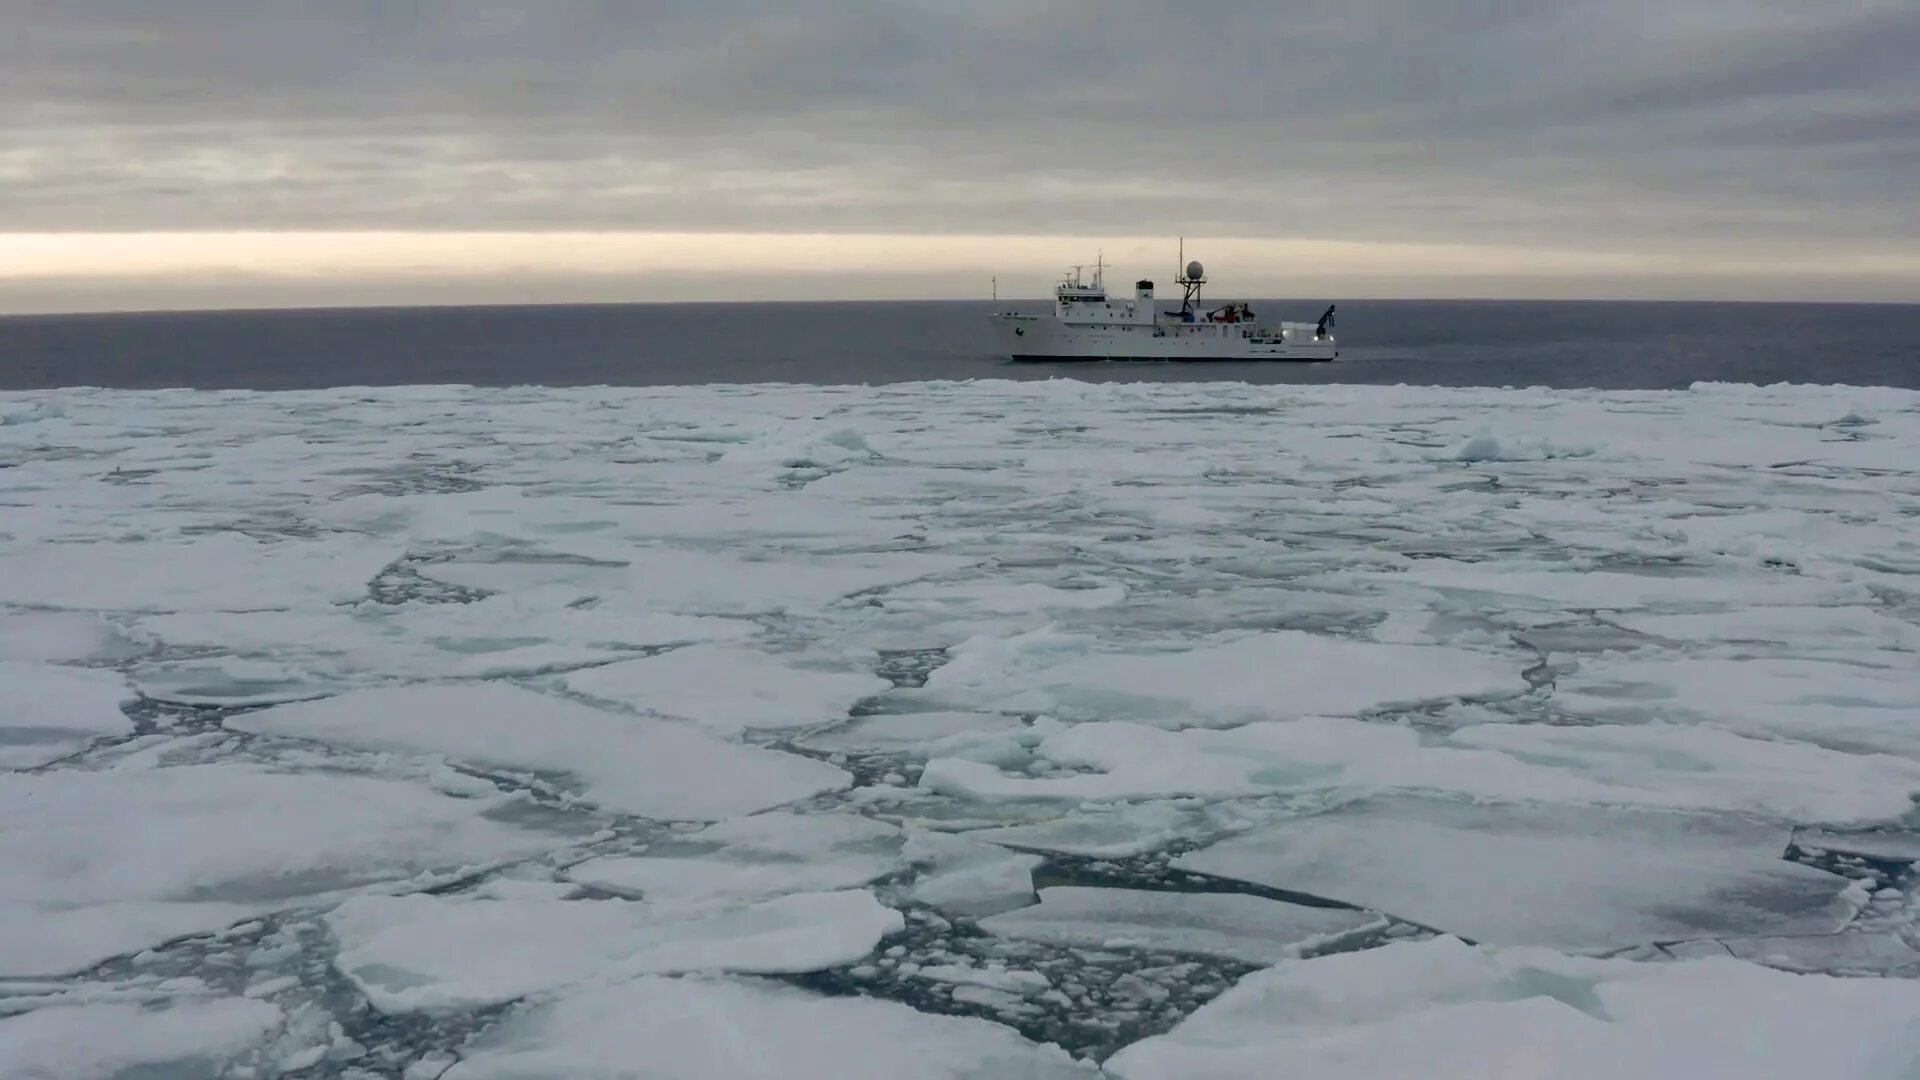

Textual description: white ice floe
[925,630,1519,726]
[0,613,136,662]
[0,763,554,974]
[0,661,136,769]
[563,644,890,734]
[423,547,970,617]
[922,713,1920,824]
[1445,720,1920,824]
[0,996,283,1080]
[565,811,902,904]
[1105,936,1920,1080]
[327,889,901,1013]
[125,596,757,704]
[5,379,1920,1066]
[980,887,1382,964]
[796,710,1028,755]
[902,828,1043,916]
[443,975,1097,1079]
[1612,605,1920,653]
[230,683,849,820]
[1709,932,1920,975]
[968,802,1202,858]
[1554,653,1920,757]
[1175,796,1850,952]
[910,962,1052,995]
[0,533,397,613]
[883,582,1128,614]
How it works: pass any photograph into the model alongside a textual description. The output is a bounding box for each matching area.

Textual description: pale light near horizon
[5,232,1919,315]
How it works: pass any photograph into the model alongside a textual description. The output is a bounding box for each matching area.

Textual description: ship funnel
[1135,279,1154,299]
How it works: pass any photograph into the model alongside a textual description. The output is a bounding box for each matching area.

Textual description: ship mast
[1174,237,1206,315]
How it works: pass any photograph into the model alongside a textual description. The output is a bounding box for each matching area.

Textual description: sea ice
[882,581,1128,614]
[1554,653,1920,757]
[795,710,1028,755]
[562,644,890,734]
[1716,932,1920,975]
[230,683,850,820]
[0,763,554,974]
[980,887,1382,964]
[565,811,903,904]
[443,975,1097,1079]
[5,378,1919,1067]
[1445,720,1920,824]
[0,996,283,1080]
[1793,828,1920,863]
[0,661,136,769]
[1105,936,1920,1080]
[0,533,397,613]
[0,613,136,662]
[422,547,970,617]
[925,630,1519,726]
[968,802,1202,858]
[923,714,1920,823]
[1175,796,1850,951]
[328,889,902,1013]
[902,828,1043,916]
[1613,605,1920,653]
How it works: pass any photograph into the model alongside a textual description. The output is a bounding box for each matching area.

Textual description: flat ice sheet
[328,889,901,1013]
[0,661,135,769]
[565,811,903,904]
[443,975,1097,1080]
[0,763,555,974]
[422,547,970,617]
[902,828,1043,916]
[0,613,135,662]
[921,714,1920,823]
[796,710,1028,755]
[1555,654,1920,757]
[7,378,1920,1066]
[562,644,889,733]
[0,533,397,613]
[980,887,1381,964]
[0,997,283,1080]
[1175,796,1850,952]
[925,630,1520,725]
[1106,936,1920,1080]
[230,683,850,820]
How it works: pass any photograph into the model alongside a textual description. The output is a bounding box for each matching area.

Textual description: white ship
[989,251,1336,362]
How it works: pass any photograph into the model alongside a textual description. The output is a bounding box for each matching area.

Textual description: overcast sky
[4,1,1918,311]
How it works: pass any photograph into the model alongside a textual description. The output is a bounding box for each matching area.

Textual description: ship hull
[989,314,1336,362]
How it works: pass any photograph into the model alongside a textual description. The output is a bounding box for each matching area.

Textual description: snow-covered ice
[4,379,1918,1068]
[562,644,890,734]
[902,827,1044,915]
[327,889,901,1013]
[1105,936,1920,1080]
[924,630,1520,726]
[0,763,554,974]
[980,887,1382,965]
[564,811,904,904]
[0,661,135,769]
[0,996,283,1080]
[443,975,1096,1079]
[230,682,850,819]
[0,612,135,663]
[1176,796,1852,951]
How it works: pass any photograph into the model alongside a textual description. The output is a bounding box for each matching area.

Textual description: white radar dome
[1186,260,1205,280]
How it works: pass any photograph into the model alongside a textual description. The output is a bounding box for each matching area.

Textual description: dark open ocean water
[1,299,1916,391]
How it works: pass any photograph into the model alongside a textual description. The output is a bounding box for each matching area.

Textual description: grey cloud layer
[4,0,1918,254]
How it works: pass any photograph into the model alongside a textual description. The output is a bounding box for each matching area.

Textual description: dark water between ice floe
[3,299,1918,391]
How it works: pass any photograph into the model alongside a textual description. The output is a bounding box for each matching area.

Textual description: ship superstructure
[989,249,1336,362]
